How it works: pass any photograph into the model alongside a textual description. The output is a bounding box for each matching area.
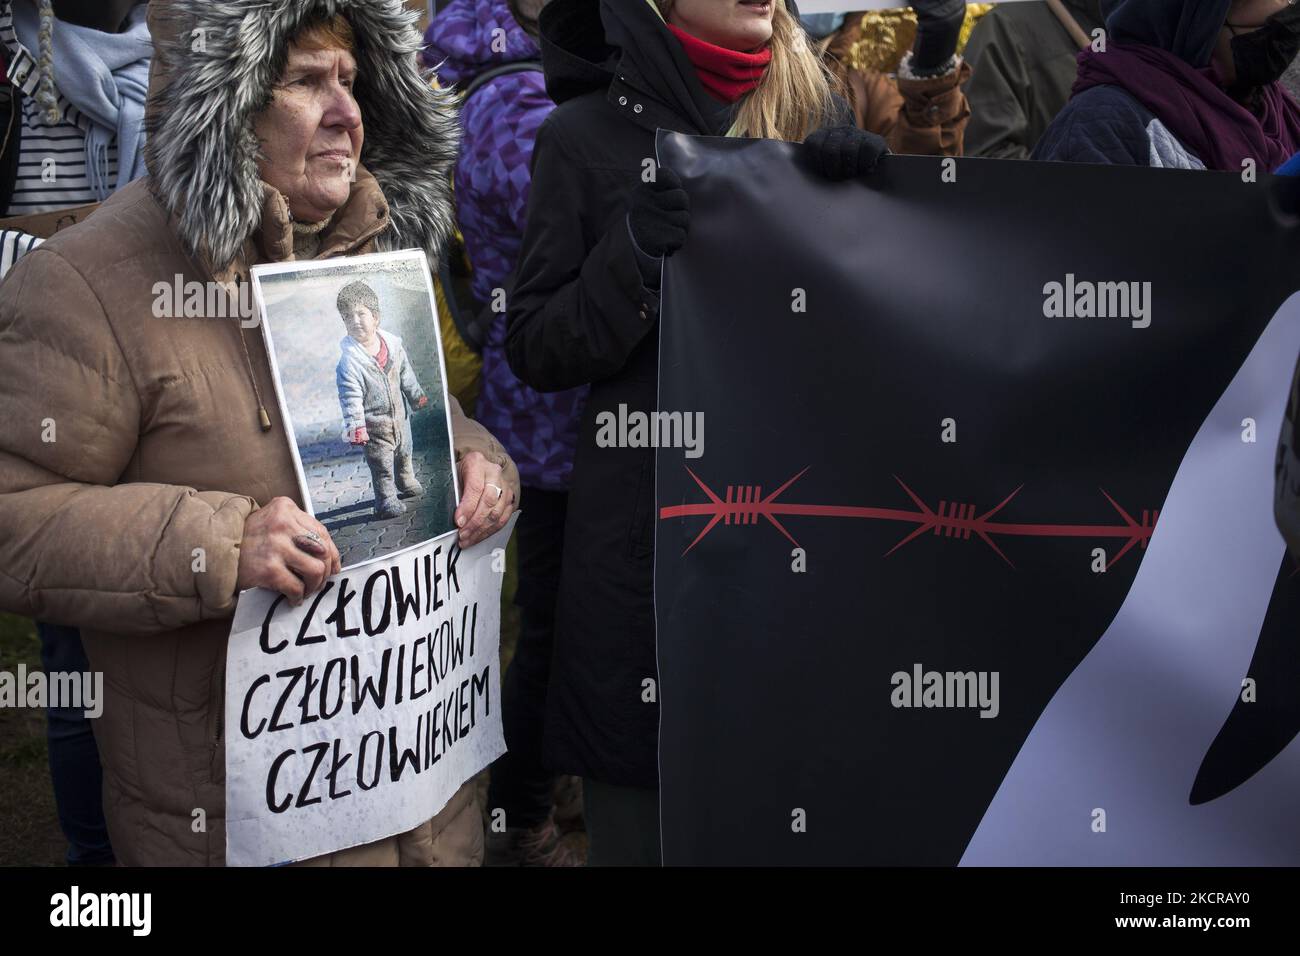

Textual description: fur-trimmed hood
[143,0,459,274]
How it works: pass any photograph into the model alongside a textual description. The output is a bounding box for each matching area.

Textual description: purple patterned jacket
[424,0,587,492]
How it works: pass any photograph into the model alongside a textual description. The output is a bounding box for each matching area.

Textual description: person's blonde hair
[654,0,840,141]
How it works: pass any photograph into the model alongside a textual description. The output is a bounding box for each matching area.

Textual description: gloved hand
[627,167,690,258]
[350,425,369,445]
[802,125,890,180]
[912,0,966,74]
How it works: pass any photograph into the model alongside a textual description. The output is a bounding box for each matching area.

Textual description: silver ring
[487,483,503,502]
[302,530,322,545]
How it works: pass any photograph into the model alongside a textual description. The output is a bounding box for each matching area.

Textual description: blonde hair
[654,0,840,141]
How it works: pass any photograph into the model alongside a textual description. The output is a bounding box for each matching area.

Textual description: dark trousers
[582,778,661,866]
[487,486,568,830]
[37,623,114,866]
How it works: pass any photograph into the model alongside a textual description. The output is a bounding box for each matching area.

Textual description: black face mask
[1229,3,1300,91]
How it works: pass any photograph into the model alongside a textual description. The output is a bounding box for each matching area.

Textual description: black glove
[802,125,889,181]
[627,167,690,259]
[911,0,966,74]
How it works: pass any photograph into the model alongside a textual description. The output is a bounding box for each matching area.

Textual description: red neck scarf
[665,23,772,104]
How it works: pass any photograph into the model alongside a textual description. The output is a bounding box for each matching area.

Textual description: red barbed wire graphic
[658,467,1159,569]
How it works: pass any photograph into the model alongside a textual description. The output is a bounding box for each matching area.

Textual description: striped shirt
[1,2,121,215]
[0,225,40,275]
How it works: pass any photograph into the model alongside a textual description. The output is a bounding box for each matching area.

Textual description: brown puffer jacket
[0,0,519,866]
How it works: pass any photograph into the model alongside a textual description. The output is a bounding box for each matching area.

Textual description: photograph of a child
[252,250,458,570]
[336,279,429,518]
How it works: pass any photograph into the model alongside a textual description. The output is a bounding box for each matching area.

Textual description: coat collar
[340,328,400,357]
[206,164,390,285]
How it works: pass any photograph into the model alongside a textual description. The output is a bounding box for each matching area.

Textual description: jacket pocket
[628,449,655,559]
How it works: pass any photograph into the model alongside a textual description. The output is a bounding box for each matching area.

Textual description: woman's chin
[720,24,773,53]
[291,186,351,224]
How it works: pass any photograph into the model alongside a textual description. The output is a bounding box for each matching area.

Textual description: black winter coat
[507,0,823,787]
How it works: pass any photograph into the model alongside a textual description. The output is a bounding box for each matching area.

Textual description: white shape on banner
[961,295,1300,865]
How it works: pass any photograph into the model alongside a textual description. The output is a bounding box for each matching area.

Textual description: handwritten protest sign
[223,517,514,866]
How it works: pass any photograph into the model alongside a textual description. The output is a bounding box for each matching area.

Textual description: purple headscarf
[1074,44,1300,171]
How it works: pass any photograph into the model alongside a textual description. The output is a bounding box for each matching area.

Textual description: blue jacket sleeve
[396,346,427,407]
[336,355,366,433]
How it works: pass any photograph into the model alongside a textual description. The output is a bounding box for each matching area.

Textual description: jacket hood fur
[144,0,459,273]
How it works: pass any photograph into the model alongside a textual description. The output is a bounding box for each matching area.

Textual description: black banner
[654,133,1300,865]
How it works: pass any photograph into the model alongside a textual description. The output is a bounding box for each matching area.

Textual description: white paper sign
[224,518,515,866]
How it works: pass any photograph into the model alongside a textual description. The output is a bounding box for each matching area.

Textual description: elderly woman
[0,0,518,866]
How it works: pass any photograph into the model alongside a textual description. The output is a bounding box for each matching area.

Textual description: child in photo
[335,279,430,518]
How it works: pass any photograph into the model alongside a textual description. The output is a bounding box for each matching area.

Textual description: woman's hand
[627,168,691,258]
[236,496,342,605]
[455,450,516,547]
[912,0,966,73]
[802,126,890,180]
